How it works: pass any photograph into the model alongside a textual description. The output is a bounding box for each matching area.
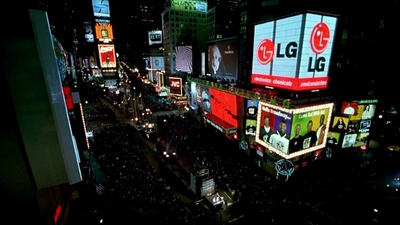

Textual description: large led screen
[209,88,239,128]
[342,133,357,148]
[92,0,110,18]
[341,101,358,116]
[251,12,337,91]
[349,100,377,121]
[189,82,198,110]
[207,38,238,80]
[97,44,116,68]
[256,102,333,159]
[201,86,211,112]
[331,116,349,131]
[150,56,165,70]
[246,99,259,118]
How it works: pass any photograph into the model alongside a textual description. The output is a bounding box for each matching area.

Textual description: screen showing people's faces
[200,86,211,112]
[342,133,357,148]
[245,119,257,136]
[246,99,259,118]
[331,116,349,131]
[207,39,238,79]
[341,101,358,116]
[326,132,340,145]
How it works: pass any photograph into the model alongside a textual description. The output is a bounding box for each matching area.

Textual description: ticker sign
[251,12,337,91]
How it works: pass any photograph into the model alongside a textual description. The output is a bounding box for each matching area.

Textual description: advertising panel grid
[92,0,110,18]
[256,102,333,159]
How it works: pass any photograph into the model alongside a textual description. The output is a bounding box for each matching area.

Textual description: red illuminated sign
[169,77,182,95]
[62,86,74,110]
[257,38,274,65]
[97,44,116,68]
[310,22,330,54]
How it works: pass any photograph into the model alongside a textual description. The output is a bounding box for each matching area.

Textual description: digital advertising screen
[347,120,360,133]
[189,82,198,110]
[349,101,377,121]
[207,38,238,80]
[209,88,239,128]
[355,133,369,147]
[97,44,116,68]
[256,102,333,159]
[332,116,349,131]
[359,120,371,133]
[290,104,333,154]
[169,77,183,96]
[246,99,259,118]
[95,22,113,42]
[175,46,193,72]
[83,22,94,43]
[201,86,211,112]
[148,30,162,45]
[342,133,357,148]
[257,103,293,154]
[341,101,358,116]
[150,56,165,70]
[251,12,337,91]
[245,119,257,136]
[326,131,340,146]
[92,0,110,18]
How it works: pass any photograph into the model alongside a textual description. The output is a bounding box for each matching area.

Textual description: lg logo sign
[256,22,331,72]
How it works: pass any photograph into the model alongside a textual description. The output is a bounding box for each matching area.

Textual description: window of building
[261,0,279,6]
[336,62,342,68]
[379,20,384,29]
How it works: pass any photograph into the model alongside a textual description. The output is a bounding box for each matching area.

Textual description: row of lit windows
[171,23,197,28]
[170,11,205,18]
[171,17,198,23]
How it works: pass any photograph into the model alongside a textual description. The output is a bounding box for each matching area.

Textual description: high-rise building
[161,0,208,76]
[206,0,241,41]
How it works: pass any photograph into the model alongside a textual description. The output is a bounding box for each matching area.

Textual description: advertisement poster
[201,86,211,112]
[349,103,377,121]
[208,39,238,79]
[326,132,340,146]
[209,88,239,128]
[189,82,198,110]
[342,133,357,148]
[169,77,182,96]
[290,106,331,154]
[355,133,369,147]
[246,99,259,118]
[257,104,293,154]
[251,12,337,91]
[97,44,116,68]
[92,0,110,18]
[245,119,257,136]
[332,116,349,131]
[341,101,358,116]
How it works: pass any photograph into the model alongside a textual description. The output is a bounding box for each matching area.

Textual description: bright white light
[100,219,103,223]
[374,209,378,213]
[378,115,383,119]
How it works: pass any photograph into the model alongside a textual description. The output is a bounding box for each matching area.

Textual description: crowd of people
[89,124,194,224]
[79,86,372,224]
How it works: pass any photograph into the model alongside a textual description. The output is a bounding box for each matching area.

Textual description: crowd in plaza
[90,124,194,223]
[81,88,371,224]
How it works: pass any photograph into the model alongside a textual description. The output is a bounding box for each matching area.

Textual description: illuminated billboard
[207,38,238,80]
[150,56,165,70]
[175,46,193,72]
[348,99,378,120]
[171,0,207,12]
[95,22,114,42]
[92,0,110,18]
[256,102,333,159]
[97,44,116,68]
[251,12,337,91]
[148,30,162,45]
[169,77,183,96]
[83,22,94,42]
